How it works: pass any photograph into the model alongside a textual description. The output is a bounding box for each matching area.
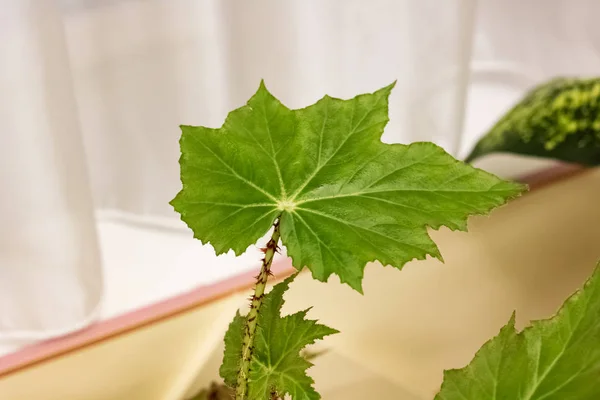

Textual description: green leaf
[466,77,600,165]
[435,263,600,400]
[171,82,525,291]
[220,275,338,399]
[220,310,245,389]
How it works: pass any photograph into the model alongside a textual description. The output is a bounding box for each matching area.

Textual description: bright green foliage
[436,264,600,400]
[220,275,338,399]
[219,310,245,390]
[466,77,600,165]
[171,82,525,291]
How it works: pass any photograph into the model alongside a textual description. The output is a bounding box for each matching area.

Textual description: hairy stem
[270,390,281,400]
[236,219,281,400]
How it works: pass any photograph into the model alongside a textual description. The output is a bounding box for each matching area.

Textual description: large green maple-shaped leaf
[435,263,600,400]
[171,82,525,291]
[466,77,600,165]
[220,275,338,399]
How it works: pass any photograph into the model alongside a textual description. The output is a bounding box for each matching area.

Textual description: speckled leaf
[466,77,600,165]
[436,264,600,400]
[171,82,525,291]
[220,275,337,399]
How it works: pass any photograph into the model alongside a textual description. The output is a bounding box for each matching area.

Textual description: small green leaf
[172,82,525,291]
[466,77,600,165]
[220,275,338,399]
[220,311,245,388]
[435,263,600,400]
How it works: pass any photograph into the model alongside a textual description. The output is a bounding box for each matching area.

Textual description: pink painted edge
[0,259,295,378]
[0,163,588,378]
[517,163,584,190]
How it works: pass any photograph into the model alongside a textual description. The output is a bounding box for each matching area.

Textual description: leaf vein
[289,95,388,199]
[297,207,433,255]
[187,133,278,202]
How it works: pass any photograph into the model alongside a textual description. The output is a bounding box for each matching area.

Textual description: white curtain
[1,0,599,355]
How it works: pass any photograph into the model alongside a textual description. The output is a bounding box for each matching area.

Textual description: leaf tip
[377,80,397,96]
[494,180,529,205]
[168,193,179,209]
[347,279,365,295]
[507,310,517,327]
[435,252,445,264]
[179,124,196,135]
[257,79,274,97]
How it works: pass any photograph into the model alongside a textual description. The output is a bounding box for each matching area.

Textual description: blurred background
[1,0,599,356]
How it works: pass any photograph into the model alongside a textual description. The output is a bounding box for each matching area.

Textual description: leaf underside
[220,275,338,399]
[436,263,600,400]
[171,81,525,291]
[466,77,600,165]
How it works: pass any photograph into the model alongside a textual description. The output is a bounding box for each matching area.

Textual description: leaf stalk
[236,218,281,399]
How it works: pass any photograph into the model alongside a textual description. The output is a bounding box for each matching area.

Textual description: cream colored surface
[286,168,600,399]
[1,169,599,399]
[0,296,243,400]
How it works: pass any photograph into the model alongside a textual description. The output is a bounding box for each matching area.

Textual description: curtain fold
[0,0,102,344]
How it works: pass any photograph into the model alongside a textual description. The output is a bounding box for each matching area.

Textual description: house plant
[172,79,600,399]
